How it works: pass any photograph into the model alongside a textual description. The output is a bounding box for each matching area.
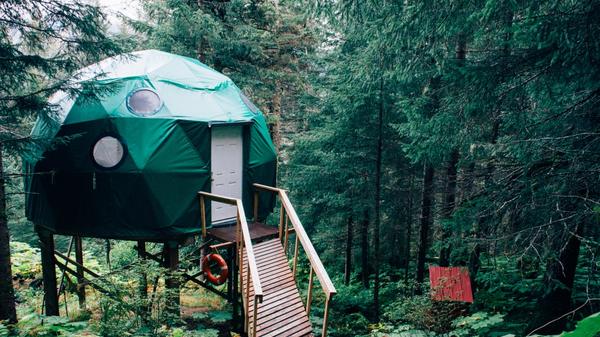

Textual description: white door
[211,126,243,224]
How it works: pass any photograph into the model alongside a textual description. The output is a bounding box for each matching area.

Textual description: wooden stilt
[226,246,233,301]
[229,245,240,330]
[137,241,148,318]
[74,236,86,310]
[163,242,180,320]
[39,230,59,316]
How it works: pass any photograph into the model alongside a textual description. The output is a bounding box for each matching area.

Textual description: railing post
[322,294,332,337]
[253,191,259,222]
[278,202,285,240]
[306,267,314,315]
[252,295,259,337]
[283,216,290,253]
[292,234,299,279]
[245,261,250,333]
[200,195,206,239]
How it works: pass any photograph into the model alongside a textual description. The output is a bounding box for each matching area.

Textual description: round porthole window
[126,88,162,116]
[92,136,125,169]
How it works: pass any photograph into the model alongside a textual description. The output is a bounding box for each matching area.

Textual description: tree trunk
[440,34,466,267]
[391,214,403,269]
[416,163,435,284]
[470,2,513,288]
[530,224,583,334]
[404,173,414,282]
[373,72,384,320]
[439,148,459,267]
[163,242,180,322]
[0,144,17,322]
[361,209,369,288]
[137,241,149,319]
[39,230,59,316]
[344,215,353,286]
[270,80,283,152]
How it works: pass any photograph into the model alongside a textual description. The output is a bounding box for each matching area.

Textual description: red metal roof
[429,266,474,303]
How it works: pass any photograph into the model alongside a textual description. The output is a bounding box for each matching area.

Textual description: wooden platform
[207,222,278,243]
[242,239,313,337]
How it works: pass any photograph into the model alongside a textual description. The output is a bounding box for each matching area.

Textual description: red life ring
[201,253,229,285]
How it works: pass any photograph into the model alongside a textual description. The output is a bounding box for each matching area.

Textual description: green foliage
[0,0,124,149]
[451,312,506,337]
[9,242,40,279]
[14,313,89,336]
[560,312,600,337]
[331,312,370,337]
[96,296,137,337]
[0,323,9,337]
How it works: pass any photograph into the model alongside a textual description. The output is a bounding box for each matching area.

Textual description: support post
[253,191,259,222]
[278,203,284,240]
[231,245,240,330]
[200,195,207,239]
[306,267,314,315]
[163,242,180,321]
[292,234,299,279]
[227,246,233,301]
[322,294,332,337]
[39,230,59,316]
[74,236,86,310]
[283,216,290,253]
[137,241,148,318]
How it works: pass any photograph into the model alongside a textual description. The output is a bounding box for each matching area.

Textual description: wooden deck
[242,239,313,337]
[207,222,278,243]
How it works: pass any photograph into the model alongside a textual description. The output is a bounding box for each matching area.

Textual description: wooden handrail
[235,199,263,298]
[278,191,336,296]
[197,191,263,336]
[253,183,337,337]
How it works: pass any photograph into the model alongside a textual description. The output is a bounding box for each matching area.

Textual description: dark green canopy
[25,50,277,240]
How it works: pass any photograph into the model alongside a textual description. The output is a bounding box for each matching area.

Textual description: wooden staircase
[199,184,336,337]
[243,239,313,336]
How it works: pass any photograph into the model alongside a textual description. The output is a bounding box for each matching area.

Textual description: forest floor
[5,237,239,337]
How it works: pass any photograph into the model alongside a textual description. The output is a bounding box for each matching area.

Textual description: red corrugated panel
[429,266,473,303]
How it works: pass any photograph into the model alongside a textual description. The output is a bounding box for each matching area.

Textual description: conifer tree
[0,0,121,322]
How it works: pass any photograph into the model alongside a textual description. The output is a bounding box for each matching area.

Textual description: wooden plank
[258,305,306,326]
[284,321,314,337]
[208,222,278,243]
[261,314,311,336]
[243,259,289,277]
[252,296,303,320]
[250,280,296,291]
[249,288,297,310]
[258,312,309,335]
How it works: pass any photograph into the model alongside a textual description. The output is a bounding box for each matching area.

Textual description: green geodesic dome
[25,50,277,240]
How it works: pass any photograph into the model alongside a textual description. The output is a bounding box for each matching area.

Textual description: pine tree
[0,0,121,321]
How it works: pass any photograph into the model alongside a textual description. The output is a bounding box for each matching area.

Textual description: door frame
[209,122,251,226]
